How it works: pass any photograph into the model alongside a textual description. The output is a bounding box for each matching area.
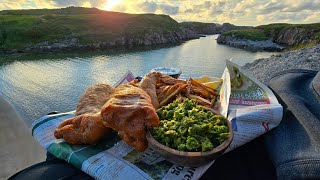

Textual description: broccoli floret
[186,136,200,151]
[151,98,229,152]
[199,137,214,151]
[178,144,187,151]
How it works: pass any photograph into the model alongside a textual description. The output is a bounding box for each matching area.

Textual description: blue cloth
[266,69,320,179]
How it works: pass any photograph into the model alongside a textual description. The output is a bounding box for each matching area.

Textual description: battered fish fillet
[54,113,107,144]
[75,83,115,116]
[139,72,161,109]
[54,83,114,144]
[101,84,160,151]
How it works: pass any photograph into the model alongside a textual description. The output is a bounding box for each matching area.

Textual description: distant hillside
[180,22,251,35]
[0,7,199,53]
[217,23,320,51]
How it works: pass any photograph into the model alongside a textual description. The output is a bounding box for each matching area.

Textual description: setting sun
[103,0,123,10]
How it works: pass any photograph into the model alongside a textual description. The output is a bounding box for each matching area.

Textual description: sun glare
[103,0,123,10]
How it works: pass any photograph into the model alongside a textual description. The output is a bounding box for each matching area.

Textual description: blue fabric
[266,69,320,179]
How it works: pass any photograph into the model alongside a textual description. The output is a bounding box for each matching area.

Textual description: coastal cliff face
[273,28,317,46]
[25,29,199,53]
[217,23,320,51]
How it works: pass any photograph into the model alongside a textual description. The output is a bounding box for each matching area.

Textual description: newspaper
[32,60,283,180]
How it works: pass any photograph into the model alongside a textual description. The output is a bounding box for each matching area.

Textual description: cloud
[257,1,287,14]
[282,0,320,12]
[52,0,107,8]
[140,1,158,13]
[256,15,265,22]
[158,4,179,15]
[305,12,320,22]
[52,0,83,7]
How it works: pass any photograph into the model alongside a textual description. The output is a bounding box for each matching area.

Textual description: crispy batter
[55,83,114,144]
[139,72,162,109]
[101,84,159,151]
[54,113,110,144]
[75,84,115,116]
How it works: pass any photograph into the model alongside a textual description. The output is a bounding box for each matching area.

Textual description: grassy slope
[223,29,268,41]
[221,23,320,46]
[179,22,215,28]
[0,7,180,49]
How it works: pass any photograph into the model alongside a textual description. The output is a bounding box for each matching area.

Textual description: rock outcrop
[273,28,317,46]
[244,45,320,84]
[217,35,285,52]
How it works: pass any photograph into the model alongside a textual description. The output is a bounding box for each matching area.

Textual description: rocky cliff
[272,28,318,46]
[217,23,320,51]
[23,29,200,53]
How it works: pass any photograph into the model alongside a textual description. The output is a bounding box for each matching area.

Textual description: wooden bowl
[146,118,233,167]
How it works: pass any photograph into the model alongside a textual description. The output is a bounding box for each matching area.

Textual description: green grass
[222,29,268,41]
[257,23,320,38]
[0,7,180,49]
[179,22,214,28]
[287,42,317,51]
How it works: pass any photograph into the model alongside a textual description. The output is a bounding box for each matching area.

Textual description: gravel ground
[244,45,320,85]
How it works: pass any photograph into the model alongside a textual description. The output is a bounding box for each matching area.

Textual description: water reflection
[0,35,276,126]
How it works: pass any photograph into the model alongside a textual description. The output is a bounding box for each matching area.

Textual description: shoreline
[217,35,285,52]
[0,29,201,55]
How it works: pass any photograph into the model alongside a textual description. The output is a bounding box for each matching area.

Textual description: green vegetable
[151,98,229,152]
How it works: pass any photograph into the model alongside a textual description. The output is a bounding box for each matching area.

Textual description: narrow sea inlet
[0,35,276,126]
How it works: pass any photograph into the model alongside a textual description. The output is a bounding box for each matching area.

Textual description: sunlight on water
[0,35,276,125]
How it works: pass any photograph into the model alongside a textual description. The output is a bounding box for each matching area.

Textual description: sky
[1,0,319,26]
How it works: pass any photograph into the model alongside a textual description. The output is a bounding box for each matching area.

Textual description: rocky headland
[244,44,320,84]
[217,35,285,52]
[217,23,320,52]
[180,22,251,35]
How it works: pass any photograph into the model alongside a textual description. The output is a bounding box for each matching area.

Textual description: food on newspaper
[54,72,221,152]
[151,98,229,152]
[54,113,108,144]
[55,84,159,151]
[101,84,159,151]
[75,84,115,116]
[54,84,114,144]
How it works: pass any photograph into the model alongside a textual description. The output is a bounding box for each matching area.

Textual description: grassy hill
[0,7,180,50]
